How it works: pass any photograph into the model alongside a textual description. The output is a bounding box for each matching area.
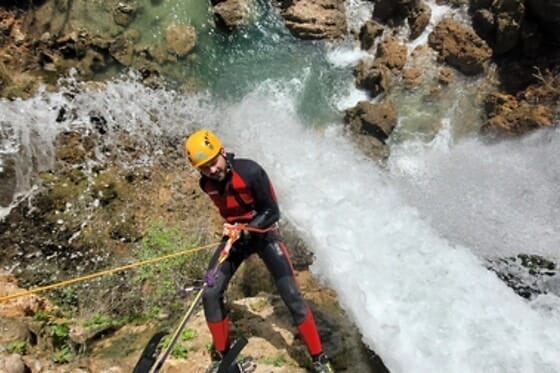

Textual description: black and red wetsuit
[200,153,323,358]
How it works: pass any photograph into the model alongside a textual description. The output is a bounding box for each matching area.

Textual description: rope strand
[0,241,220,303]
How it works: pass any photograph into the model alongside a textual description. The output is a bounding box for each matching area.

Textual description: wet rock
[437,66,454,85]
[520,68,560,104]
[402,67,422,88]
[353,59,392,98]
[165,24,196,57]
[373,0,419,25]
[375,36,407,71]
[279,0,347,40]
[54,131,95,164]
[358,20,384,51]
[481,92,554,135]
[470,0,529,55]
[345,101,397,144]
[428,17,492,75]
[212,0,252,28]
[486,254,557,299]
[109,35,136,66]
[408,0,431,40]
[91,167,127,206]
[472,8,495,41]
[494,0,525,55]
[0,158,16,207]
[31,0,124,38]
[113,1,139,27]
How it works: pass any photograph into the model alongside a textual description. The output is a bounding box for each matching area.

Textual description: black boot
[311,353,334,373]
[206,351,255,373]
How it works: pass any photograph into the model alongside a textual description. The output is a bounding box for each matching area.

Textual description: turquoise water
[129,0,351,124]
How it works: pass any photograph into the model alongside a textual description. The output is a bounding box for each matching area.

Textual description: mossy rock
[91,168,129,206]
[39,169,88,213]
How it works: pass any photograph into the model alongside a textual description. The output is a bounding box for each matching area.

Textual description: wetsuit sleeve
[247,165,280,229]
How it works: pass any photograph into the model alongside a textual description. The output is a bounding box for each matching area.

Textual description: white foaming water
[216,83,560,372]
[408,1,457,51]
[388,126,560,260]
[0,74,213,218]
[2,80,560,372]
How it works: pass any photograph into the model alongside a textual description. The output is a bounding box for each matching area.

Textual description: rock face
[165,24,197,57]
[375,37,408,71]
[359,20,384,50]
[212,0,252,28]
[470,0,526,55]
[526,0,560,41]
[0,271,50,318]
[345,101,397,144]
[482,92,554,135]
[428,17,493,75]
[408,1,431,39]
[0,354,26,373]
[353,59,393,98]
[279,0,347,40]
[372,0,431,39]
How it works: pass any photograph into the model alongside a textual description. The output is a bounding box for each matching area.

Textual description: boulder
[428,17,492,75]
[0,354,27,373]
[279,0,347,40]
[353,59,392,98]
[212,0,252,28]
[165,24,196,57]
[0,271,50,318]
[113,0,139,27]
[402,67,423,87]
[358,20,384,51]
[344,101,397,143]
[373,0,419,24]
[375,36,408,71]
[408,1,431,39]
[482,92,555,135]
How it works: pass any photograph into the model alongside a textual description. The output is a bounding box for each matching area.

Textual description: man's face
[199,150,227,181]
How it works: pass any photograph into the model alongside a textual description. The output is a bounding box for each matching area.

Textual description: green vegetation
[7,341,27,355]
[51,345,74,364]
[34,310,52,322]
[180,328,197,341]
[48,321,70,348]
[134,222,211,315]
[83,313,123,332]
[47,320,75,364]
[159,335,188,359]
[260,355,286,367]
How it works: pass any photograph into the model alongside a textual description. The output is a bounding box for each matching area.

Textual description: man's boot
[311,353,334,373]
[206,352,255,373]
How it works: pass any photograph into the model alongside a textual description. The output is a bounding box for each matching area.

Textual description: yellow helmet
[184,129,223,168]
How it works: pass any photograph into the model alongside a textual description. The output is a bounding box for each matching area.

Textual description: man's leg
[259,239,323,357]
[202,242,243,354]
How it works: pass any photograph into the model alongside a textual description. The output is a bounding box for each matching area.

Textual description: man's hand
[222,223,246,240]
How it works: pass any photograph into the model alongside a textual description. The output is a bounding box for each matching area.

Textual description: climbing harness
[144,224,274,373]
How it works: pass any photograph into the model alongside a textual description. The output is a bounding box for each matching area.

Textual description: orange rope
[0,225,276,303]
[0,241,220,303]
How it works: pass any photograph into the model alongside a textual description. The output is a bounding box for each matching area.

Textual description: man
[185,129,334,373]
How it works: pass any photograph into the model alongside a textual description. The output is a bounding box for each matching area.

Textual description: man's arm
[247,164,279,229]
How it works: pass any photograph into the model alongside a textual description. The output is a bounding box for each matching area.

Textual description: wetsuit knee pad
[203,285,225,322]
[276,276,307,324]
